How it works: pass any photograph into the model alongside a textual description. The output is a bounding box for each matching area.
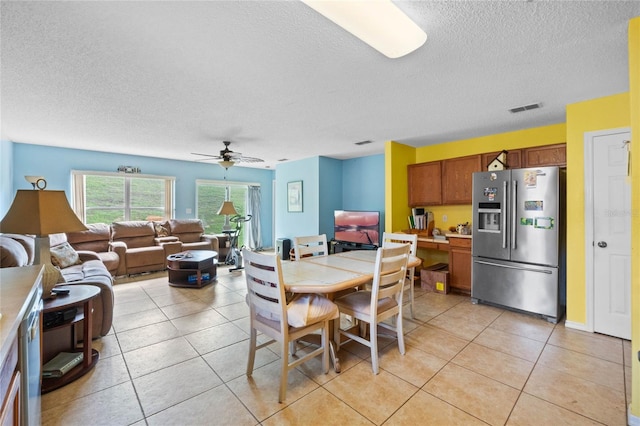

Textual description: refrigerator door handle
[502,181,508,249]
[474,259,554,274]
[512,179,517,249]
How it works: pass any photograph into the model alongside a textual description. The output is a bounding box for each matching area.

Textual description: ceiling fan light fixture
[219,160,235,169]
[302,0,427,58]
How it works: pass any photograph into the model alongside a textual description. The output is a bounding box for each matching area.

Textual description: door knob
[597,241,607,248]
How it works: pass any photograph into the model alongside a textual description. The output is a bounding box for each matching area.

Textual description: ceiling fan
[191,141,264,169]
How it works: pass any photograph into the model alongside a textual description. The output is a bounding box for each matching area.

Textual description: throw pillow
[155,224,169,237]
[50,242,82,269]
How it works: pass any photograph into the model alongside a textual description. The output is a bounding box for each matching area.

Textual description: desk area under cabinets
[409,233,472,295]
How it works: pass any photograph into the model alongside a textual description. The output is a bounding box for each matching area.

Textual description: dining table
[280,249,422,372]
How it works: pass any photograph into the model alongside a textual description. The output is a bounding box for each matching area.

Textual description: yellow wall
[565,93,630,325]
[628,16,639,421]
[385,141,416,233]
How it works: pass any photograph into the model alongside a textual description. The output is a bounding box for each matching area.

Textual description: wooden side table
[41,285,100,393]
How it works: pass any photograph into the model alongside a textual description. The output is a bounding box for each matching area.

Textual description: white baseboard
[563,320,592,332]
[629,405,640,426]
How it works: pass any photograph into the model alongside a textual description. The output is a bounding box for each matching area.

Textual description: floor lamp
[0,181,88,295]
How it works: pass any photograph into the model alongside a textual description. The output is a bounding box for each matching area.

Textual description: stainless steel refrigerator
[471,166,565,323]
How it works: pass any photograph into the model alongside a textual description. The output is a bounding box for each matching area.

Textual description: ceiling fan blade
[191,152,220,158]
[193,157,221,163]
[237,156,264,163]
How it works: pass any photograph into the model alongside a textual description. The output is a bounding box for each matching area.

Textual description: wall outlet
[186,208,192,214]
[442,215,448,222]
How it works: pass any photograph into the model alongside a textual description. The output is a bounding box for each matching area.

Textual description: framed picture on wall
[287,180,303,212]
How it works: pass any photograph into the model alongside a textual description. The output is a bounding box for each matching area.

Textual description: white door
[592,130,631,340]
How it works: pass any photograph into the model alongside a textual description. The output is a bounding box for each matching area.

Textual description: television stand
[331,240,378,254]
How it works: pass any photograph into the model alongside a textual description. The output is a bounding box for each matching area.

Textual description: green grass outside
[85,175,248,241]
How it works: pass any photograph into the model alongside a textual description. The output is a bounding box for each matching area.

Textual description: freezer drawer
[472,257,562,322]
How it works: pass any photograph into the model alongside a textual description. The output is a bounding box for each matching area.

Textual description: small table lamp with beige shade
[0,177,88,297]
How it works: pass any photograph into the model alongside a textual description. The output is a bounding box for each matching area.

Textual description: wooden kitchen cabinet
[481,150,522,170]
[448,236,472,295]
[441,155,482,204]
[523,143,566,168]
[0,339,20,426]
[408,161,442,206]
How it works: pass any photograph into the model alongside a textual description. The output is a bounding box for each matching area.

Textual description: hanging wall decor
[287,181,303,212]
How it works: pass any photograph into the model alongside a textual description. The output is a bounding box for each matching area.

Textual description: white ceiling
[2,1,639,169]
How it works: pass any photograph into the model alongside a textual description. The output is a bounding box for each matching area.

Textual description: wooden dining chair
[381,232,418,319]
[333,243,411,374]
[243,248,338,402]
[293,234,329,260]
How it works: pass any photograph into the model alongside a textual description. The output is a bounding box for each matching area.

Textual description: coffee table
[167,250,218,288]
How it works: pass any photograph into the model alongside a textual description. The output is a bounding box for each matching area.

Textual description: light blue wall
[319,157,343,239]
[274,154,385,244]
[4,142,385,249]
[6,142,275,247]
[274,156,320,243]
[1,140,14,216]
[342,154,385,244]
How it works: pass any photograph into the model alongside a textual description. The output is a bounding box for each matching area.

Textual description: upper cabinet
[408,143,566,207]
[441,155,482,205]
[523,144,566,168]
[408,161,442,206]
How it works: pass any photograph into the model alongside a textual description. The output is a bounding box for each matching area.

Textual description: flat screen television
[334,210,380,247]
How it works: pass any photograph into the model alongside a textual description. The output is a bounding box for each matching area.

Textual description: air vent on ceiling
[355,140,372,145]
[509,103,542,113]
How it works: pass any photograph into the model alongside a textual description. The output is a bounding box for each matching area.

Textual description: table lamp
[217,201,238,232]
[0,178,88,294]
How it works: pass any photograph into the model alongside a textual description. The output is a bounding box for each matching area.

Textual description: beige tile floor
[41,267,632,425]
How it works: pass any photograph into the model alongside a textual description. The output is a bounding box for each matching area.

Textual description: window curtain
[247,186,262,251]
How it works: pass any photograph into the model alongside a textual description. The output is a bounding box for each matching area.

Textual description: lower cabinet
[448,237,472,295]
[0,338,20,426]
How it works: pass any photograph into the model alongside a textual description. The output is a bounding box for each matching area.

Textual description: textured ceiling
[2,1,639,169]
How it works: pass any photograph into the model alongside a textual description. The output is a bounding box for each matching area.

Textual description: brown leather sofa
[0,233,114,338]
[109,219,220,276]
[66,223,120,275]
[110,221,183,276]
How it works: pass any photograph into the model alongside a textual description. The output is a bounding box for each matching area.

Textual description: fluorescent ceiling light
[302,0,427,58]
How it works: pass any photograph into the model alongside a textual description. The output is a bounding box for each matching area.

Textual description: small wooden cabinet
[408,161,442,206]
[523,144,566,168]
[448,236,472,295]
[441,155,482,204]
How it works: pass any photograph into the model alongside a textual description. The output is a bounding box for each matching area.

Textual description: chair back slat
[293,234,329,260]
[382,232,417,255]
[244,250,287,328]
[371,244,410,307]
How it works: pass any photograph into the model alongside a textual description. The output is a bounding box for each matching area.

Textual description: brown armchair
[165,219,219,252]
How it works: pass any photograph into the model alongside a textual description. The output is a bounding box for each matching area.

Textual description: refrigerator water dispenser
[477,203,501,232]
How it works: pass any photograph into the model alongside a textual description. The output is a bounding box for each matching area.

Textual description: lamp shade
[219,160,235,170]
[0,190,88,236]
[217,201,238,216]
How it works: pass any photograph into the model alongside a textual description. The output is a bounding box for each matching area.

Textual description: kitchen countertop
[0,265,44,367]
